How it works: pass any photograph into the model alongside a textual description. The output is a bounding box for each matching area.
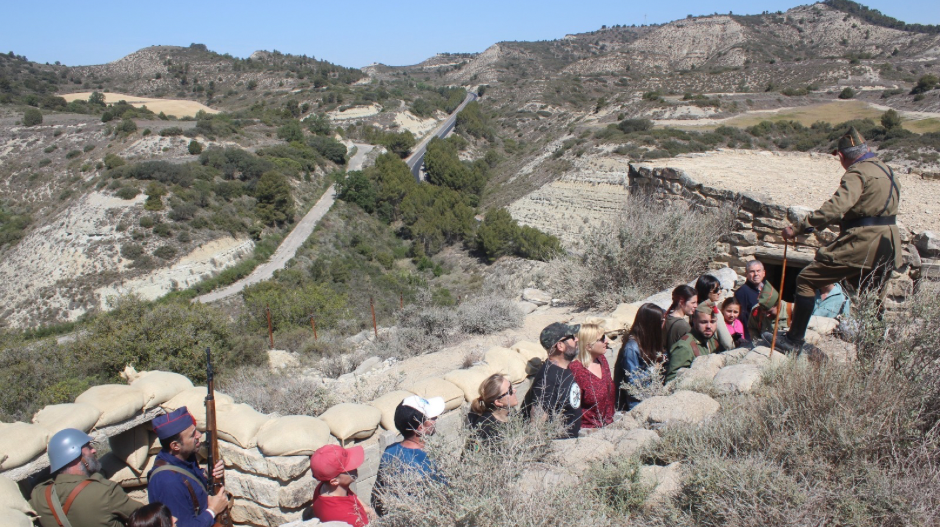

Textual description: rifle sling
[152,462,204,516]
[45,479,94,527]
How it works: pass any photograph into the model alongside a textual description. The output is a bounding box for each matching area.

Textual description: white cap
[401,395,445,419]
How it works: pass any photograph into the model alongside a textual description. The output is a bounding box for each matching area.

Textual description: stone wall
[628,162,938,307]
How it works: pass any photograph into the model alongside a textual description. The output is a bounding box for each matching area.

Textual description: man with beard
[148,407,228,527]
[665,302,728,383]
[31,428,142,527]
[521,322,583,438]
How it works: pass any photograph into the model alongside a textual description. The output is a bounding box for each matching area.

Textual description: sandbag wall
[0,342,541,527]
[628,162,929,308]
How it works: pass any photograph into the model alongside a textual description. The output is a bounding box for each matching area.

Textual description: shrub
[104,153,125,169]
[71,295,256,382]
[188,140,203,155]
[23,108,42,126]
[38,158,52,167]
[911,74,939,95]
[153,245,177,260]
[65,150,81,159]
[221,367,337,416]
[139,216,155,228]
[83,144,95,153]
[838,87,856,99]
[153,223,173,238]
[241,281,348,334]
[159,126,184,137]
[546,196,733,309]
[120,243,144,259]
[43,145,57,153]
[881,109,902,129]
[617,118,654,133]
[118,118,137,134]
[277,120,304,143]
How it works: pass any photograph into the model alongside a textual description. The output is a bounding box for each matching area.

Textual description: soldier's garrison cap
[831,126,867,155]
[696,300,718,316]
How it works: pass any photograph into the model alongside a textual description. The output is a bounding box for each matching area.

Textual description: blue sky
[3,0,938,68]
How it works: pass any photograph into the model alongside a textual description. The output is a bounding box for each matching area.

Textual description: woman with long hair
[614,303,666,410]
[568,323,615,429]
[467,373,518,442]
[664,285,697,351]
[128,503,175,527]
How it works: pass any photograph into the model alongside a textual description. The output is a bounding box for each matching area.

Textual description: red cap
[310,445,365,482]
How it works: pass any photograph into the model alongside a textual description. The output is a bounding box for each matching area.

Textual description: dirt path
[195,143,374,303]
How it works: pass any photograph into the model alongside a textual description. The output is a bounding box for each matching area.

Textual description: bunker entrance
[753,248,815,304]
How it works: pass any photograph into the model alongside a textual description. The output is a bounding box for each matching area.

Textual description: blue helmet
[48,428,94,473]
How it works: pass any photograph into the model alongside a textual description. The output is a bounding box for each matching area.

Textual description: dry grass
[544,196,733,309]
[220,366,336,416]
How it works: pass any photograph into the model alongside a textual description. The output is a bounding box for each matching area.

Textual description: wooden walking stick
[770,238,789,352]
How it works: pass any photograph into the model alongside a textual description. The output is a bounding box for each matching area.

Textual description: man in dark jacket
[522,322,583,438]
[772,127,901,355]
[147,407,228,527]
[734,260,766,332]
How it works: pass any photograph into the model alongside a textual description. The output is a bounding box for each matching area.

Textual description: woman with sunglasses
[468,374,518,443]
[569,323,615,429]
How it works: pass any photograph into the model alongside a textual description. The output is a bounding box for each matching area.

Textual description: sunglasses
[596,334,608,344]
[499,385,515,399]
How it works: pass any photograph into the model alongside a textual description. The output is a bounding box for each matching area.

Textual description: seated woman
[664,285,698,351]
[467,373,518,444]
[695,273,735,350]
[614,303,665,411]
[128,503,174,527]
[568,323,614,429]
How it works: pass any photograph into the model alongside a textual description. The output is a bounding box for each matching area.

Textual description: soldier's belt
[840,215,896,230]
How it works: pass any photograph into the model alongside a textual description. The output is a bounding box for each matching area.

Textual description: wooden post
[310,316,318,340]
[266,306,274,349]
[370,297,378,338]
[770,239,789,353]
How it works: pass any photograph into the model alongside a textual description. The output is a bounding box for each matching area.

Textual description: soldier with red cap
[304,444,373,526]
[147,407,228,527]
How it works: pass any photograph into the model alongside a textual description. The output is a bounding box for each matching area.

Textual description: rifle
[205,347,234,527]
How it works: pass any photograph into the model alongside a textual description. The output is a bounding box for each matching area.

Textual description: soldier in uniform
[665,301,728,382]
[771,127,901,354]
[30,428,142,527]
[746,281,787,342]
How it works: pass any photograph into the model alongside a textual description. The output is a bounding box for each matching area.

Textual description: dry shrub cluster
[545,196,733,309]
[636,288,940,527]
[220,367,337,417]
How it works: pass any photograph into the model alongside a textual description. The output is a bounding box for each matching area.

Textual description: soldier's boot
[763,294,816,354]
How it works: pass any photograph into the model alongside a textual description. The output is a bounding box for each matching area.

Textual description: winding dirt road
[195,143,374,303]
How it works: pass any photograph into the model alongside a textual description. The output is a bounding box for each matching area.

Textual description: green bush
[911,74,939,95]
[120,243,144,259]
[104,153,125,169]
[23,108,42,126]
[839,87,856,99]
[153,223,173,238]
[83,144,95,153]
[70,295,255,383]
[277,120,304,143]
[188,140,203,155]
[254,171,294,225]
[38,158,52,167]
[139,216,155,228]
[617,118,654,133]
[241,281,348,333]
[160,126,184,137]
[43,145,57,154]
[153,245,177,260]
[117,118,138,134]
[65,150,81,159]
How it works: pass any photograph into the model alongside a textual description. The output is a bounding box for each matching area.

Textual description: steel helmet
[47,428,94,473]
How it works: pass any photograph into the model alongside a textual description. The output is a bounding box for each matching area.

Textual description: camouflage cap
[539,322,581,351]
[695,300,718,316]
[756,283,780,310]
[831,126,867,155]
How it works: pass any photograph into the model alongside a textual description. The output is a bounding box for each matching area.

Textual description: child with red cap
[304,444,373,526]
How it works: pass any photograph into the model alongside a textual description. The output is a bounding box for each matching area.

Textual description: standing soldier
[770,126,901,353]
[30,428,142,527]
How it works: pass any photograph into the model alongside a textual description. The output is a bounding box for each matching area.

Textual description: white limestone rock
[631,390,720,428]
[713,364,762,394]
[220,441,310,482]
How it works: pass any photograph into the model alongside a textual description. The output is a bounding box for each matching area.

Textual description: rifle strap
[152,462,204,516]
[45,479,93,527]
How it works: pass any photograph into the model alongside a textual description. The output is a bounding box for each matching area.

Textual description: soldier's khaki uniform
[30,472,142,527]
[791,156,902,296]
[665,331,722,383]
[747,282,788,342]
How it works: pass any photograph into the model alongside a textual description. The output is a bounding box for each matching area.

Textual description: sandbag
[484,347,528,383]
[148,430,160,455]
[216,404,270,449]
[101,452,155,488]
[161,387,234,431]
[319,403,381,442]
[109,424,151,474]
[0,475,32,514]
[406,378,464,411]
[444,365,499,402]
[511,341,547,362]
[368,390,415,431]
[75,385,146,428]
[256,416,332,456]
[0,422,50,471]
[32,403,101,435]
[132,371,194,409]
[1,508,33,527]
